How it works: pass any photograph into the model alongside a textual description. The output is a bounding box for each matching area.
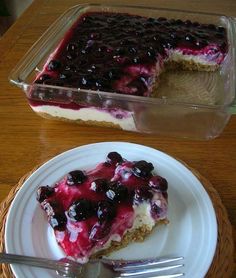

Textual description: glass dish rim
[8,2,236,111]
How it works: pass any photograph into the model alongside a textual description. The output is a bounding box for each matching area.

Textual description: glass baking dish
[9,3,236,140]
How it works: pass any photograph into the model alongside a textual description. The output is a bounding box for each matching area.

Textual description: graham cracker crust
[92,219,168,259]
[35,111,122,130]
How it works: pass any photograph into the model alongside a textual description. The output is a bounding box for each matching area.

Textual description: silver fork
[0,253,184,277]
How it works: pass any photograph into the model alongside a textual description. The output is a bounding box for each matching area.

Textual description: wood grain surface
[0,0,235,276]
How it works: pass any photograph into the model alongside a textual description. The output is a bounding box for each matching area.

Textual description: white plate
[5,142,217,278]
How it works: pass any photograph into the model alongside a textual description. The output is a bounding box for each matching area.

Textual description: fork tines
[110,256,184,277]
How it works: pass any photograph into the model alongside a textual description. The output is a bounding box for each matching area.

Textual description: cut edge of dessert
[29,11,228,131]
[36,152,169,263]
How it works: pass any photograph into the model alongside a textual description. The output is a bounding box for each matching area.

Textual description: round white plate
[5,142,217,278]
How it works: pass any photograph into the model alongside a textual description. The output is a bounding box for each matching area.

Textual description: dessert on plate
[36,152,168,263]
[30,11,228,130]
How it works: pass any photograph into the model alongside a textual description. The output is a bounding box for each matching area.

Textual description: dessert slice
[37,152,168,263]
[29,12,228,130]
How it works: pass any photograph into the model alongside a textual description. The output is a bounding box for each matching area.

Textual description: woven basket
[0,165,234,277]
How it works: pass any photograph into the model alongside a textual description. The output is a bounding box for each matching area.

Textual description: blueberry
[133,186,153,204]
[66,170,87,186]
[97,200,116,223]
[35,74,51,84]
[66,43,78,53]
[195,39,208,48]
[149,175,168,191]
[80,48,87,55]
[105,68,122,80]
[67,199,95,221]
[78,75,96,87]
[192,21,200,27]
[94,78,108,89]
[44,79,64,87]
[217,26,225,33]
[49,212,67,231]
[47,60,61,71]
[184,20,192,26]
[220,42,227,51]
[67,52,78,60]
[41,200,60,217]
[175,19,183,25]
[215,32,224,39]
[105,181,128,202]
[133,56,141,64]
[147,49,156,58]
[207,24,216,30]
[97,45,107,53]
[90,179,108,192]
[185,34,195,42]
[132,160,154,178]
[65,64,77,72]
[36,185,54,202]
[87,64,97,73]
[106,152,123,165]
[127,77,148,96]
[151,202,163,217]
[147,17,155,23]
[59,71,72,79]
[158,17,167,22]
[89,222,111,241]
[90,32,100,39]
[115,47,126,55]
[128,46,138,54]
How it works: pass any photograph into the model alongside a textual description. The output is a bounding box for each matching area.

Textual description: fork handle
[0,253,67,273]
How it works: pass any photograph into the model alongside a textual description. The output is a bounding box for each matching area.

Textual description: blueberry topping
[105,181,128,202]
[133,186,153,204]
[47,60,61,71]
[67,170,87,186]
[97,200,116,223]
[36,186,54,202]
[68,199,95,221]
[34,12,227,97]
[90,178,108,192]
[149,175,168,191]
[106,152,123,165]
[132,160,154,178]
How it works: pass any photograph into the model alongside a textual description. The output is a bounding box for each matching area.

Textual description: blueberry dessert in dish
[31,12,228,130]
[37,152,168,263]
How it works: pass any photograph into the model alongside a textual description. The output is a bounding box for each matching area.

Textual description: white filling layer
[31,105,136,131]
[170,49,218,66]
[131,202,156,230]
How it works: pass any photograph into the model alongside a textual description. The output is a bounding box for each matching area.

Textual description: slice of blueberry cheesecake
[29,12,228,130]
[37,152,168,263]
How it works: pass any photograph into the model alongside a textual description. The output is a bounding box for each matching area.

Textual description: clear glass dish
[9,3,236,139]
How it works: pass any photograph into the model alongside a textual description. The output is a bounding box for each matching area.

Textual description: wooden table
[0,0,235,276]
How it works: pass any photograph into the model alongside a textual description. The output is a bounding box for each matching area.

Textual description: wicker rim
[0,164,234,278]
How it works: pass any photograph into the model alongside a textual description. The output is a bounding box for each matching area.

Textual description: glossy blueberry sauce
[37,152,168,261]
[34,12,227,100]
